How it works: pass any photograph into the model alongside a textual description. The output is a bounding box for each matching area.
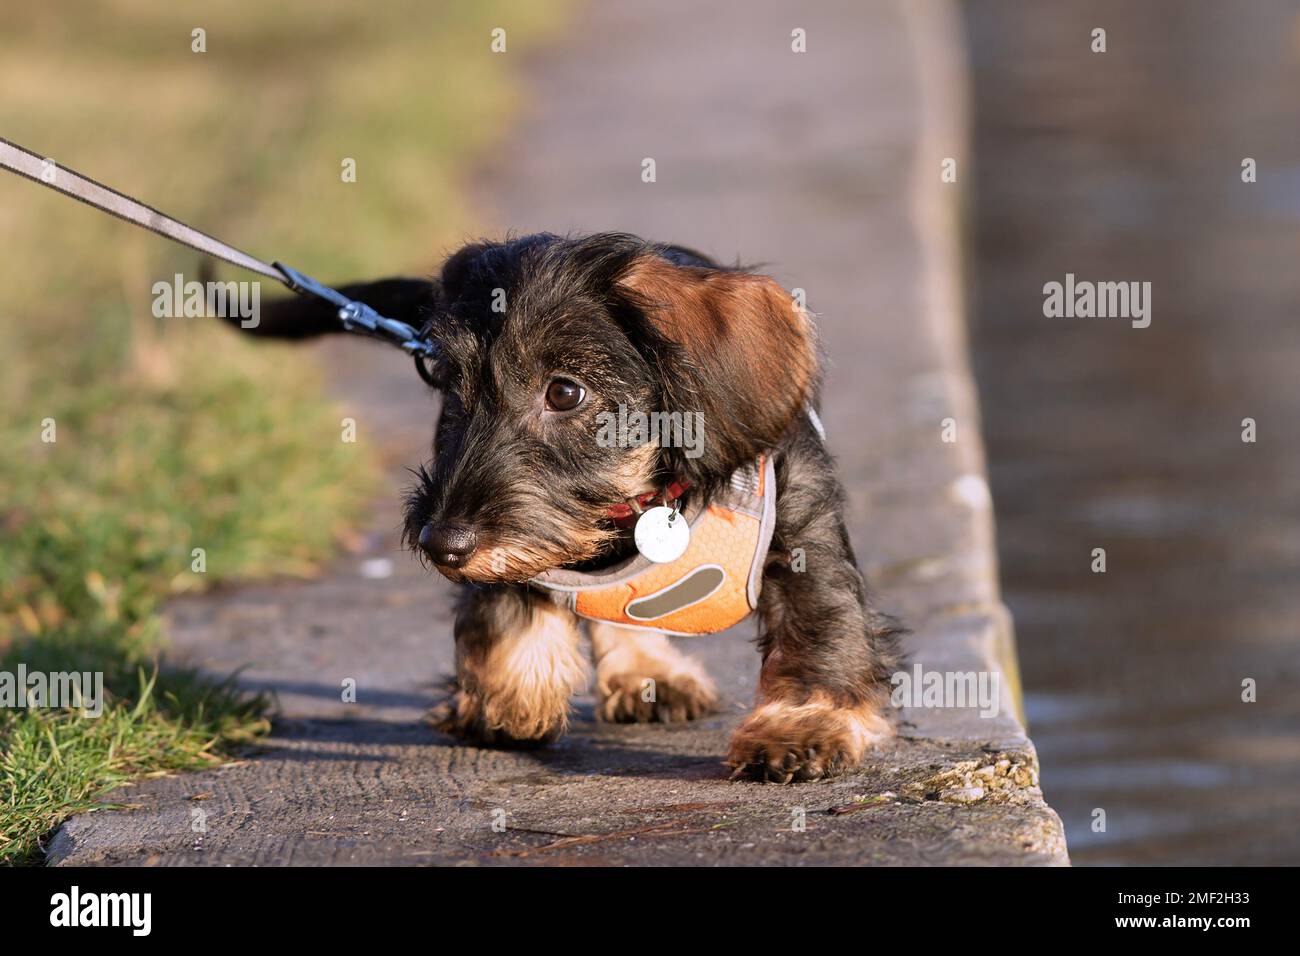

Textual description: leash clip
[273,261,439,360]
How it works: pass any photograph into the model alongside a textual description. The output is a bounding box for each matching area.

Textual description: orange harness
[532,456,777,635]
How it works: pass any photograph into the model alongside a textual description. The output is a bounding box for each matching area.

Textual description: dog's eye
[544,378,586,412]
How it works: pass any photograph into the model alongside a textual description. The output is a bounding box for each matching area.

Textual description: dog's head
[313,233,818,583]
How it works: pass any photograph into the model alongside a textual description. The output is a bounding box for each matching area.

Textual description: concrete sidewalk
[50,0,1067,866]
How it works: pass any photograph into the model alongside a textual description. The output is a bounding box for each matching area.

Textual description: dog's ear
[224,275,440,339]
[617,254,818,470]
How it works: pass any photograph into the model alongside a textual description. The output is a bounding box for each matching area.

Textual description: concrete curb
[883,0,1066,857]
[902,0,1026,736]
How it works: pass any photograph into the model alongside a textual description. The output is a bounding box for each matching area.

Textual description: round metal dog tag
[634,506,690,563]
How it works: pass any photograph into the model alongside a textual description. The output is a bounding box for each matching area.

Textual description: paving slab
[49,0,1067,866]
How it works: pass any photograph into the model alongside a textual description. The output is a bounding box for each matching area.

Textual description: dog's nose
[418,521,478,567]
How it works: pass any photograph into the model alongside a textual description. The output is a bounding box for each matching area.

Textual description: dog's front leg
[590,622,718,723]
[431,587,588,746]
[727,462,902,782]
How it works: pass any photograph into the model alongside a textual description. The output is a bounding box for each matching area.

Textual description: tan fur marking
[454,528,612,584]
[726,690,891,783]
[609,440,660,500]
[617,256,817,439]
[439,602,588,742]
[589,622,718,723]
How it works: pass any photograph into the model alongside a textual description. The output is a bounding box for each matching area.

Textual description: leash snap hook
[337,301,363,331]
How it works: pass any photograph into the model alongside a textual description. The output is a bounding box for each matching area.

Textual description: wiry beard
[432,524,623,584]
[402,438,659,583]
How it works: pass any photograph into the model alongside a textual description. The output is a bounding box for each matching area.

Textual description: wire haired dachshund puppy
[244,232,903,782]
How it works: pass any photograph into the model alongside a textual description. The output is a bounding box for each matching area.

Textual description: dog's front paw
[598,668,718,723]
[427,683,568,748]
[725,694,890,783]
[592,626,718,724]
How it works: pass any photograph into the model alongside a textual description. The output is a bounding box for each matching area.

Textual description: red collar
[606,479,691,529]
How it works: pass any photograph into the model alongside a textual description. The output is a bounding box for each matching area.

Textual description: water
[963,0,1300,864]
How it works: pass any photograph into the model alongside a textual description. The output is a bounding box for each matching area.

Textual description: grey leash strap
[0,136,282,281]
[0,136,439,363]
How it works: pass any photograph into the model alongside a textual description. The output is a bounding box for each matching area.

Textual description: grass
[0,0,566,864]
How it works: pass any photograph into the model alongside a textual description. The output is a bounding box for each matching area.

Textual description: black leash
[0,136,441,380]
